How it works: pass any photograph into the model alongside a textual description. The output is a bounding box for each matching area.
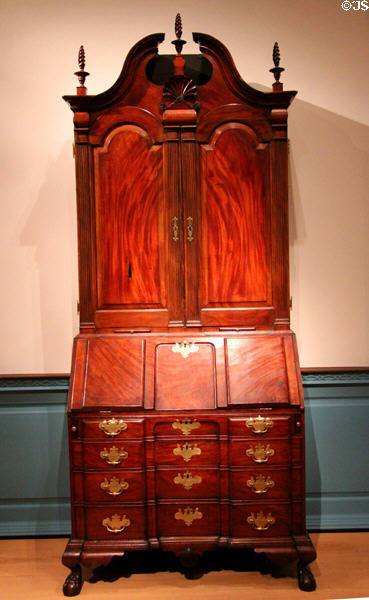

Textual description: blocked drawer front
[230,502,292,537]
[230,439,291,466]
[230,469,291,499]
[82,441,144,468]
[83,471,145,502]
[228,415,292,437]
[85,506,146,540]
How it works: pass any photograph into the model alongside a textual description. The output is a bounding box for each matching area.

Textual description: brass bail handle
[187,216,194,242]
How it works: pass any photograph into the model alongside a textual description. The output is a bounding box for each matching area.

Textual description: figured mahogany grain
[83,338,145,407]
[95,127,163,308]
[201,125,268,306]
[226,337,289,405]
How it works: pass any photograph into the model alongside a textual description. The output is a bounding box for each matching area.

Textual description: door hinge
[290,296,293,309]
[77,301,80,313]
[72,143,75,158]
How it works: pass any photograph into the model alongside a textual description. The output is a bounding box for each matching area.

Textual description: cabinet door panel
[94,125,168,326]
[200,124,272,325]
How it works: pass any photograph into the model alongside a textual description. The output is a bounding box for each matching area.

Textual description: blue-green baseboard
[0,372,368,537]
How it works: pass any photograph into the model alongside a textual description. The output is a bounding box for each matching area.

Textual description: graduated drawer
[230,469,290,500]
[155,468,219,499]
[156,502,220,536]
[230,439,290,466]
[85,506,146,540]
[154,419,219,437]
[81,417,144,440]
[228,415,292,438]
[155,440,219,465]
[82,441,144,469]
[83,471,145,502]
[230,502,291,537]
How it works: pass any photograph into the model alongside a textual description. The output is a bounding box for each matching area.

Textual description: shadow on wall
[287,97,369,347]
[19,143,78,372]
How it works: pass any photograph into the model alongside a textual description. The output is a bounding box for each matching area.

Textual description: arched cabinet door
[198,122,273,327]
[93,125,171,329]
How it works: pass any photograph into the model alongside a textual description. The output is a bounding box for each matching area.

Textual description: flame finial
[269,42,284,91]
[175,13,182,39]
[74,45,89,95]
[172,13,186,55]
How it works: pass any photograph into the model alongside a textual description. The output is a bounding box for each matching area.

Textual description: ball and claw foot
[63,565,83,596]
[297,560,316,591]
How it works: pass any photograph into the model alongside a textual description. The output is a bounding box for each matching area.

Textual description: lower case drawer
[230,502,291,537]
[85,506,146,540]
[230,469,291,500]
[156,502,220,536]
[83,471,145,502]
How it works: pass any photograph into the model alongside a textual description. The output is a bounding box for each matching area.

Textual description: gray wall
[0,373,368,536]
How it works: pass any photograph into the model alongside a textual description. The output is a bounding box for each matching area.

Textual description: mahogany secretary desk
[62,16,316,595]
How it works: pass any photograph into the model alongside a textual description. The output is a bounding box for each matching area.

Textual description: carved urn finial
[74,45,90,95]
[269,42,285,91]
[172,13,186,56]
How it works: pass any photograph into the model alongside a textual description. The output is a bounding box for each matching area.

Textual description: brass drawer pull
[172,418,200,435]
[187,216,194,242]
[246,443,275,463]
[99,418,128,437]
[100,476,129,496]
[173,442,201,462]
[174,471,202,490]
[172,341,199,359]
[102,513,130,533]
[100,446,128,465]
[175,506,202,526]
[247,474,275,494]
[247,510,275,531]
[172,216,179,242]
[246,416,274,434]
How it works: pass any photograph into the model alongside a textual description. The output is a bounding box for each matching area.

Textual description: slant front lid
[68,333,303,411]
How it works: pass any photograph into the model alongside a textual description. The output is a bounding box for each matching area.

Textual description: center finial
[172,13,186,55]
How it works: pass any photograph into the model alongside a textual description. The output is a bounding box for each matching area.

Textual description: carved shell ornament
[163,76,198,108]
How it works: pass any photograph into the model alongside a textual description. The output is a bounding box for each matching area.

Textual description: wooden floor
[0,533,368,599]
